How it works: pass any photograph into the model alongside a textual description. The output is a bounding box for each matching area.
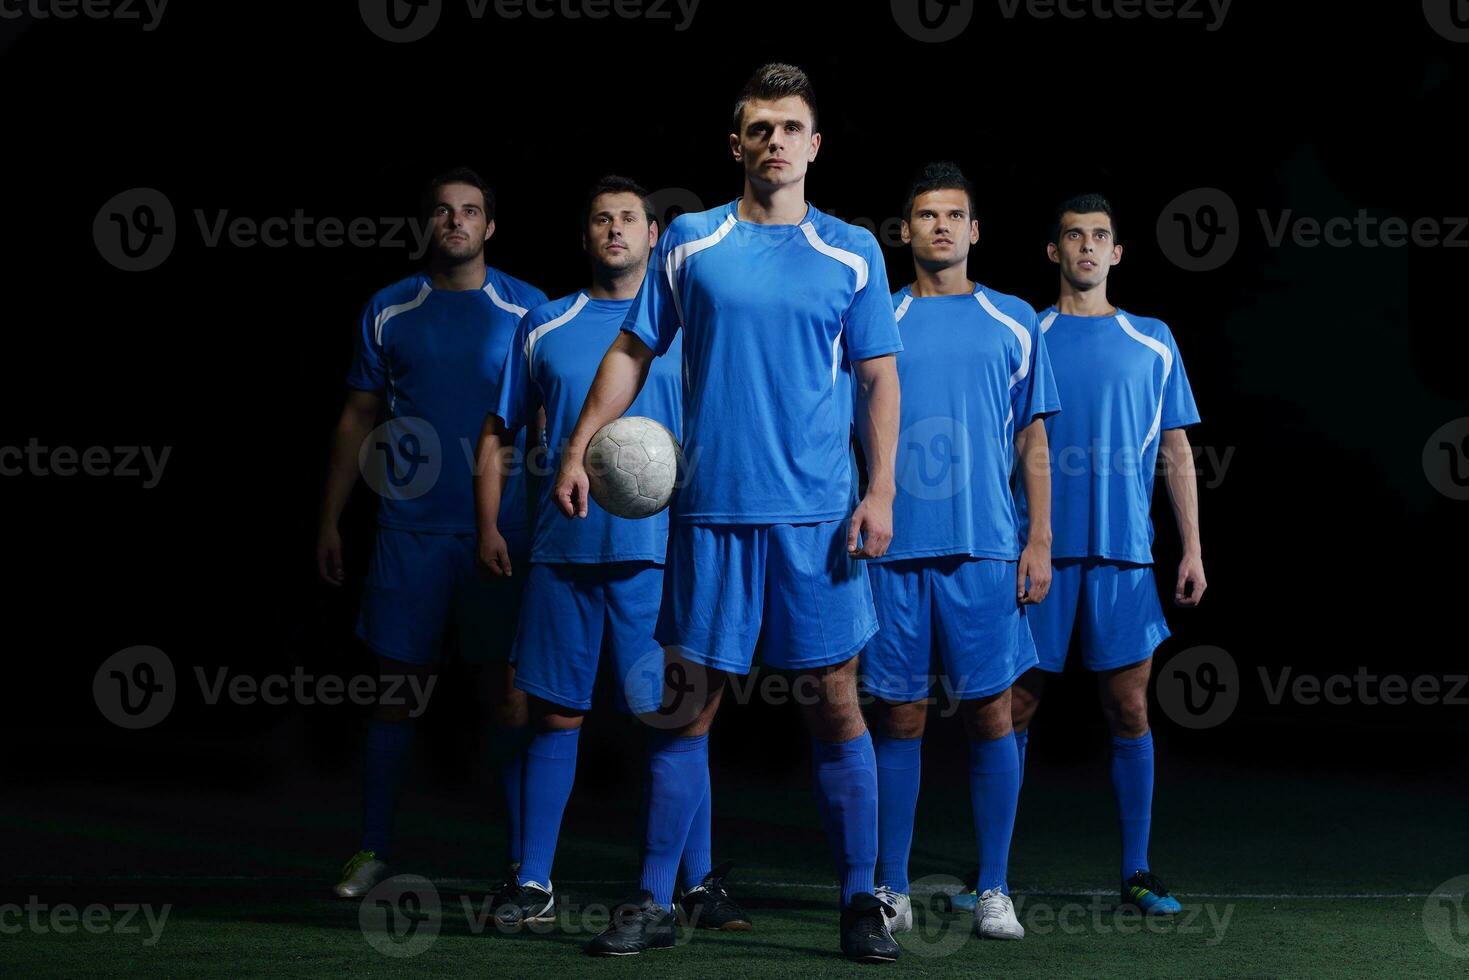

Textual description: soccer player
[474,175,749,932]
[1011,193,1206,915]
[862,163,1059,941]
[553,64,906,962]
[316,168,547,898]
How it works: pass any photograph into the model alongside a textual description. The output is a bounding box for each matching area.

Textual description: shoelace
[611,904,662,931]
[855,906,890,939]
[980,894,1013,923]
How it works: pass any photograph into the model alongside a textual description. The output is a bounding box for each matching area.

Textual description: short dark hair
[902,161,977,223]
[421,167,495,222]
[732,62,818,135]
[582,175,655,229]
[1051,192,1117,244]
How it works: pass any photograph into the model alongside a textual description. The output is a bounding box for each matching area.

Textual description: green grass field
[5,759,1467,978]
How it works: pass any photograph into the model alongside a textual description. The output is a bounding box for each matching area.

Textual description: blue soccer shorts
[356,527,527,667]
[861,556,1039,703]
[1027,558,1170,673]
[511,560,665,714]
[654,519,878,675]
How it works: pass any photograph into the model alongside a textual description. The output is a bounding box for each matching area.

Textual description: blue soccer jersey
[347,268,548,534]
[1017,307,1201,564]
[621,200,903,524]
[879,283,1060,562]
[497,291,683,563]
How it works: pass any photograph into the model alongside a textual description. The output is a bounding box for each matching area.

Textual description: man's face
[584,191,656,273]
[1048,210,1121,289]
[730,95,820,191]
[902,189,978,270]
[429,182,493,262]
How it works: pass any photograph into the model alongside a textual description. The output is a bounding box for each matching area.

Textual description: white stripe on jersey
[976,288,1031,430]
[373,280,432,345]
[799,222,868,291]
[893,293,914,323]
[1038,309,1058,334]
[483,280,529,319]
[1114,312,1173,455]
[524,291,591,366]
[666,213,738,327]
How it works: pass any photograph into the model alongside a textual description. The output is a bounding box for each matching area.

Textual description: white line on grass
[5,875,1454,899]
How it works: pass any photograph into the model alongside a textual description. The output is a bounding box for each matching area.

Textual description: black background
[3,0,1467,804]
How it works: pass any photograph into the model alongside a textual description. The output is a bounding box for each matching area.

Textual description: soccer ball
[585,416,683,519]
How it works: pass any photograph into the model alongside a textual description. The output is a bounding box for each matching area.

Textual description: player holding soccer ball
[474,176,748,932]
[862,163,1059,941]
[316,169,547,898]
[1010,194,1206,915]
[554,64,905,962]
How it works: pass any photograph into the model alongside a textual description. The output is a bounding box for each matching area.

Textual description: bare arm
[1014,418,1053,604]
[848,353,900,558]
[1160,427,1206,605]
[553,332,656,518]
[316,389,382,585]
[473,412,521,576]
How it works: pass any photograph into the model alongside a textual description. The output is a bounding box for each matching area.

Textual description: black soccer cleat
[482,865,519,926]
[679,860,753,931]
[840,892,900,963]
[492,880,555,927]
[586,890,676,956]
[1119,870,1183,915]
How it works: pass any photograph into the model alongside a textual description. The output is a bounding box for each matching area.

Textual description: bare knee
[1010,668,1047,733]
[963,689,1012,742]
[873,698,927,740]
[798,658,867,743]
[638,653,725,738]
[486,663,529,728]
[1100,660,1151,738]
[533,698,585,732]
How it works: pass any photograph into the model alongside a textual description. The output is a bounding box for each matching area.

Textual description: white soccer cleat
[976,888,1024,940]
[873,885,913,933]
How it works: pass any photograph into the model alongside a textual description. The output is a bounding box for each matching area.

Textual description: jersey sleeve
[1160,327,1201,429]
[494,313,540,431]
[843,234,903,361]
[345,300,386,392]
[621,230,681,356]
[1014,312,1062,426]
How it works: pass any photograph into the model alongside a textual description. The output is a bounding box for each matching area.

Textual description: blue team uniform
[349,268,547,665]
[620,200,903,673]
[860,284,1060,702]
[495,291,683,713]
[1018,307,1201,671]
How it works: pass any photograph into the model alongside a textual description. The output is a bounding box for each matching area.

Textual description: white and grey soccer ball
[585,416,683,519]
